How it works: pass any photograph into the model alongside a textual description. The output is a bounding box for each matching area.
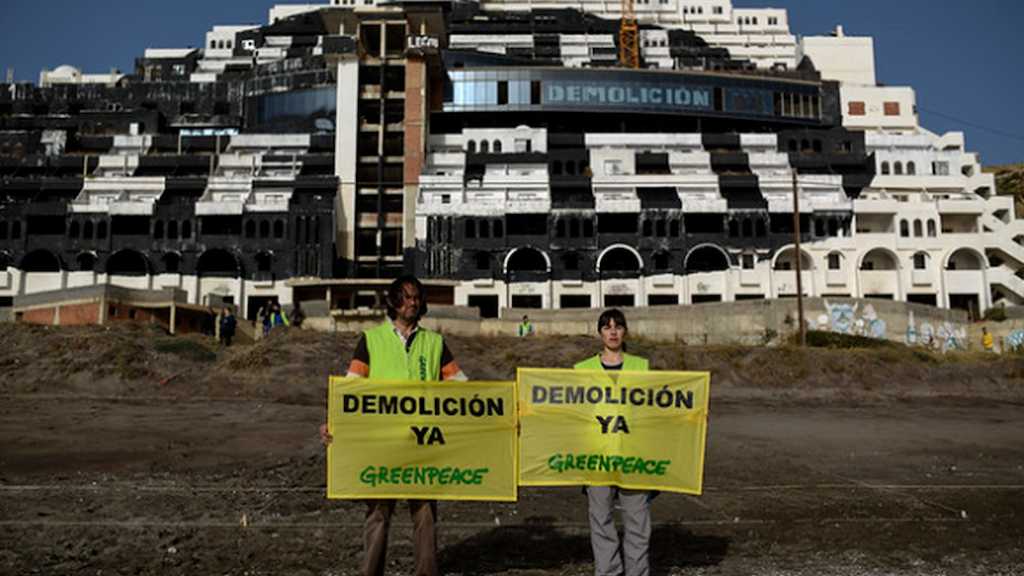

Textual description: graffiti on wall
[905,311,967,352]
[1006,329,1024,351]
[810,300,887,338]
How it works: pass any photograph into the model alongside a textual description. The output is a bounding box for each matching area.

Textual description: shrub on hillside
[796,330,895,349]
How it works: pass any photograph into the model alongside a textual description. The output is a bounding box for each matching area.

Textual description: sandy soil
[1,323,1022,575]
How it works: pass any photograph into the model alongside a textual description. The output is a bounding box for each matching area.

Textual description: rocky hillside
[985,162,1024,216]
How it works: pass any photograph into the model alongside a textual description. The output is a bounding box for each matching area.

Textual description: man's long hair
[385,275,428,321]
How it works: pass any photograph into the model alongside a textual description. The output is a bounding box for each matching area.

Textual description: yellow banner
[517,369,710,495]
[327,377,517,501]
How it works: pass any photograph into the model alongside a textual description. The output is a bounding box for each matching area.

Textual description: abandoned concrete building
[1,0,1021,320]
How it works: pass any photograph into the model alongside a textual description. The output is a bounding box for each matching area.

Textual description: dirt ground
[1,323,1023,575]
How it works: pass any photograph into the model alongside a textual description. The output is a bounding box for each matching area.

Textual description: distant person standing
[220,307,237,347]
[257,300,272,338]
[269,302,289,332]
[291,301,306,329]
[518,314,535,337]
[575,309,652,576]
[982,327,995,353]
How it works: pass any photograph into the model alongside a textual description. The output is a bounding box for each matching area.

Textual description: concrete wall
[324,297,972,350]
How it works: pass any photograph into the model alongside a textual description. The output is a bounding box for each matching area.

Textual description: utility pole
[792,169,806,346]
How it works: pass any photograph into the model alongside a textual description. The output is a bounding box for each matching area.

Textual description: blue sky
[1,0,1021,165]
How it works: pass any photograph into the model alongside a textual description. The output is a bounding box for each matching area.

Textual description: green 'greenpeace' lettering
[359,465,491,487]
[547,453,670,476]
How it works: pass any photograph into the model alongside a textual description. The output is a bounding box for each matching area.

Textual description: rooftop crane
[619,0,640,68]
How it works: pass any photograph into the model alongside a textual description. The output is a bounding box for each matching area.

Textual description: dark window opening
[685,246,730,273]
[106,250,150,276]
[493,220,504,238]
[684,214,723,234]
[653,252,670,271]
[648,294,679,306]
[512,295,543,309]
[154,220,164,239]
[77,252,96,272]
[604,294,635,307]
[497,81,509,105]
[530,81,542,105]
[601,248,641,272]
[560,294,591,309]
[506,248,548,272]
[507,214,547,236]
[167,220,179,240]
[599,213,638,235]
[111,216,150,236]
[163,253,180,274]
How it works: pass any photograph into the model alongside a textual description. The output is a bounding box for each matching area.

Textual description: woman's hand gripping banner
[517,369,710,494]
[327,377,518,501]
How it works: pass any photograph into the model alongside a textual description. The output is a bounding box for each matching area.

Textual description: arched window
[642,220,652,237]
[927,219,937,237]
[255,252,273,273]
[653,251,670,271]
[274,220,284,239]
[881,161,890,175]
[197,249,240,277]
[96,221,107,239]
[756,218,766,237]
[900,220,909,237]
[907,161,916,175]
[566,161,576,175]
[684,245,730,273]
[556,219,566,238]
[479,140,489,153]
[569,218,580,238]
[69,221,80,239]
[163,252,180,274]
[465,219,476,239]
[83,221,94,239]
[167,220,178,240]
[21,250,61,272]
[246,220,256,238]
[153,221,163,239]
[493,220,504,238]
[474,251,491,271]
[106,249,151,276]
[259,220,270,239]
[466,140,476,153]
[492,140,502,153]
[894,161,903,175]
[77,252,96,272]
[728,219,739,237]
[741,218,753,237]
[801,139,810,151]
[552,160,562,175]
[181,220,191,239]
[913,219,923,237]
[670,220,680,237]
[479,220,490,238]
[828,218,839,237]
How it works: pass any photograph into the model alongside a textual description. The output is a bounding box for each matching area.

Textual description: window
[927,219,937,237]
[466,140,476,153]
[556,219,566,238]
[260,220,270,238]
[493,140,502,153]
[741,253,755,270]
[848,101,866,116]
[900,220,909,237]
[96,221,107,239]
[465,220,476,239]
[569,218,580,238]
[494,220,504,238]
[654,252,670,271]
[153,221,163,239]
[714,6,723,14]
[181,220,191,239]
[932,161,949,176]
[167,220,178,240]
[515,138,532,153]
[480,140,489,154]
[480,220,489,238]
[894,162,903,175]
[881,161,890,175]
[497,81,508,105]
[913,253,927,270]
[530,81,541,105]
[69,221,80,239]
[913,219,923,237]
[828,253,841,270]
[883,101,901,116]
[907,161,916,175]
[274,220,284,239]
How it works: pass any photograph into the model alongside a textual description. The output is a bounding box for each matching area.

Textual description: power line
[917,105,1024,143]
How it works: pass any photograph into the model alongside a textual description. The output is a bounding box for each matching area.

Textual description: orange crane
[619,0,640,68]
